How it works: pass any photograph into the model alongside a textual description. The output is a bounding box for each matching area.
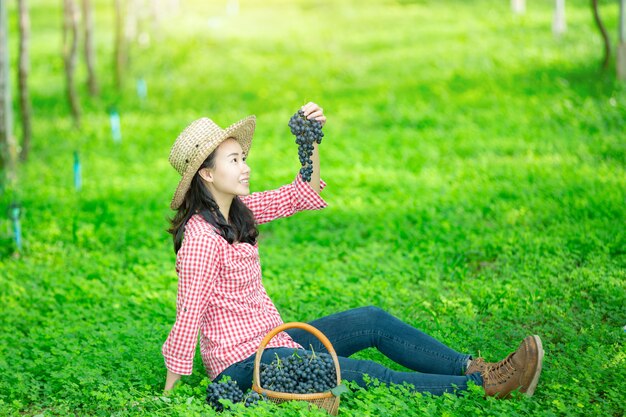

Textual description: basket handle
[252,322,342,390]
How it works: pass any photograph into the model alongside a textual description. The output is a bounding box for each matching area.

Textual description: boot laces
[484,353,517,384]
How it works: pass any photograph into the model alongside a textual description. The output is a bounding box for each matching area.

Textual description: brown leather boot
[465,357,495,375]
[482,335,544,398]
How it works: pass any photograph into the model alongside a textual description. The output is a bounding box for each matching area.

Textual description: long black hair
[168,149,259,253]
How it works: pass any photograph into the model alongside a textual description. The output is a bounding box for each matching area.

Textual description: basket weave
[252,322,342,415]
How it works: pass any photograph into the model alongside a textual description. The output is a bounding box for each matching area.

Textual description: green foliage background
[1,0,625,415]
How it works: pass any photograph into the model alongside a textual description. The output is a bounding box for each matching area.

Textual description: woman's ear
[198,167,213,183]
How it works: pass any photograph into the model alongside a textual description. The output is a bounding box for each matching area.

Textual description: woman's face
[199,138,251,198]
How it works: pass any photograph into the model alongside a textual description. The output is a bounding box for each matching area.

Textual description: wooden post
[511,0,525,15]
[0,0,18,189]
[553,0,566,36]
[18,0,32,162]
[73,151,81,191]
[618,0,626,80]
[82,0,99,96]
[108,106,122,142]
[136,77,147,101]
[9,202,23,252]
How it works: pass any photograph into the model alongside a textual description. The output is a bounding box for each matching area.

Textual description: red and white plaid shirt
[162,174,328,379]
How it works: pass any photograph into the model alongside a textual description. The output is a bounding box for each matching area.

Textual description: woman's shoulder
[182,214,224,246]
[177,218,225,267]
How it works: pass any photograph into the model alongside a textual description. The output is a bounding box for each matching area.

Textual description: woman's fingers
[307,110,324,119]
[301,102,323,116]
[306,111,326,126]
[312,115,327,126]
[301,102,326,126]
[301,101,317,114]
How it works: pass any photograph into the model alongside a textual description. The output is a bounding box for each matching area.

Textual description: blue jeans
[215,306,483,395]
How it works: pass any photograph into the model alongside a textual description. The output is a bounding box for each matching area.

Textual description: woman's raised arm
[301,102,326,194]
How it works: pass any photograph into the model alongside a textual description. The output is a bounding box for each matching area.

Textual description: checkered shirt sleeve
[162,232,221,375]
[239,173,328,224]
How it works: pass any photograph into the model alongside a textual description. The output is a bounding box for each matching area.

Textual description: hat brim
[170,115,256,210]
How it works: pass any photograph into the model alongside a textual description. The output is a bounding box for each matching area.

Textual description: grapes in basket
[260,348,337,394]
[206,379,264,411]
[288,109,324,182]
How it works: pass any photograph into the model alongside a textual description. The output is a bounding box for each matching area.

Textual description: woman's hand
[301,102,326,126]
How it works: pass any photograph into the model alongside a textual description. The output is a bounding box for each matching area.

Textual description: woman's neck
[212,193,233,223]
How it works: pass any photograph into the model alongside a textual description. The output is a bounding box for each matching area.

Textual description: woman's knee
[339,357,395,387]
[357,305,389,323]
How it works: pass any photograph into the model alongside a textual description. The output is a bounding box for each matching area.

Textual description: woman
[162,102,544,398]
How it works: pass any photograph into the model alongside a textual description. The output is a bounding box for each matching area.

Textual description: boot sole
[523,335,544,397]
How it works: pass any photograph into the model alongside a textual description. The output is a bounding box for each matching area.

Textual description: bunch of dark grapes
[244,391,263,407]
[206,380,243,411]
[206,379,264,412]
[260,349,337,394]
[288,109,324,182]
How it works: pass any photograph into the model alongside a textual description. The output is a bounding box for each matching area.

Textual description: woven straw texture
[252,322,342,416]
[168,115,256,210]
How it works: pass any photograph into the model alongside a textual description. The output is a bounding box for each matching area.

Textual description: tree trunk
[63,0,81,128]
[226,0,239,16]
[151,0,161,28]
[618,0,626,80]
[592,0,611,70]
[125,0,138,43]
[511,0,525,15]
[114,0,126,89]
[553,0,566,36]
[82,0,99,96]
[18,0,32,162]
[0,0,18,189]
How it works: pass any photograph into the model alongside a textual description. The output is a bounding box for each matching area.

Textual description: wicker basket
[252,322,342,415]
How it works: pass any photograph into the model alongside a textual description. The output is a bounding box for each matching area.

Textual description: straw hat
[169,115,256,210]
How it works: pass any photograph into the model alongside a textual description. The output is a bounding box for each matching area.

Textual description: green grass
[1,0,625,415]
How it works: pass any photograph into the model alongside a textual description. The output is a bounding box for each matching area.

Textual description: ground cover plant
[1,0,625,415]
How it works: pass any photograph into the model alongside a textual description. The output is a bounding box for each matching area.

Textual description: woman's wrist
[164,369,182,392]
[310,142,320,194]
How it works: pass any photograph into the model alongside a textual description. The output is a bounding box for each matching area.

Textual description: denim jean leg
[336,356,483,396]
[285,306,470,375]
[217,347,483,396]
